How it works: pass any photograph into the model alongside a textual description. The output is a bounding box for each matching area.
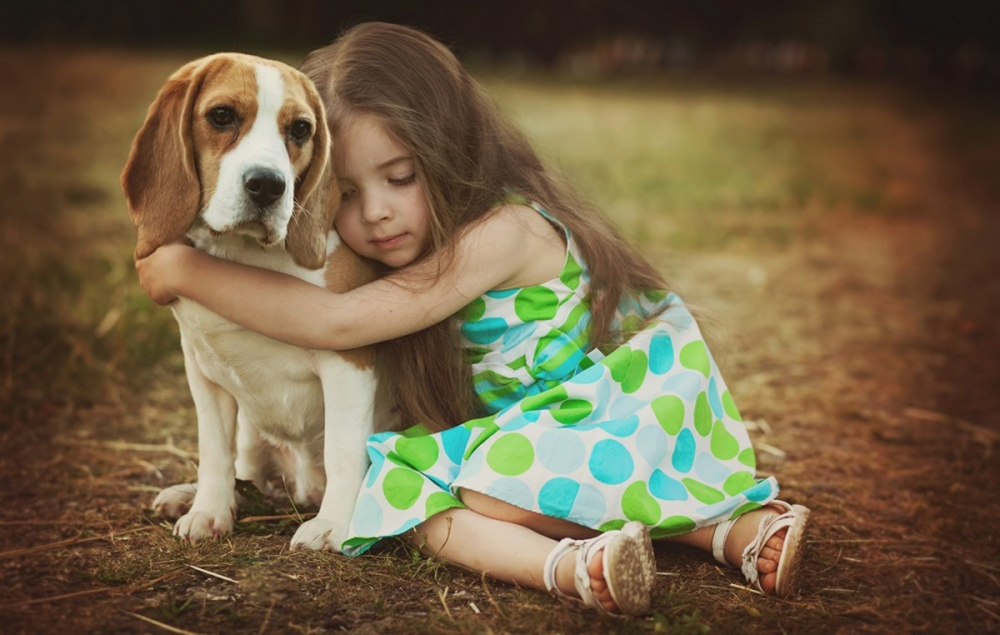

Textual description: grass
[2,44,999,633]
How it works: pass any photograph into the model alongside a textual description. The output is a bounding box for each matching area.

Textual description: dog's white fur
[122,53,388,551]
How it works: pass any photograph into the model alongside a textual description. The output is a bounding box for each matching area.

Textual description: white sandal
[542,521,655,616]
[711,500,810,597]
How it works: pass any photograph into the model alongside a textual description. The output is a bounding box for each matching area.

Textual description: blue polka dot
[365,449,385,488]
[486,288,519,299]
[589,439,634,485]
[661,371,705,402]
[484,477,536,510]
[636,424,668,467]
[609,395,646,420]
[500,414,535,431]
[649,331,675,375]
[708,377,724,419]
[568,363,605,385]
[661,303,694,330]
[441,425,471,466]
[461,317,508,344]
[744,478,774,502]
[570,483,607,526]
[457,445,485,481]
[671,428,696,473]
[600,415,640,437]
[351,492,384,537]
[539,477,580,517]
[501,322,538,351]
[537,428,586,474]
[649,469,689,501]
[694,451,730,484]
[590,380,611,419]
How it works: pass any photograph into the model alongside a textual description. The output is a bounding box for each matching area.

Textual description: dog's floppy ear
[121,57,212,260]
[286,78,340,270]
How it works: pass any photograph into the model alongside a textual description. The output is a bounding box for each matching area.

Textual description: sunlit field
[2,45,998,633]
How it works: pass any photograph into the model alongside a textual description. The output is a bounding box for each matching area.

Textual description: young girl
[136,22,810,616]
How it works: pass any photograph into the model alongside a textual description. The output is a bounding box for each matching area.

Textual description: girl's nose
[361,194,392,224]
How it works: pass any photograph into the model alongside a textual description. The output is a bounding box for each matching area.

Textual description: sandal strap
[711,518,736,565]
[576,531,621,613]
[543,537,582,601]
[739,501,794,590]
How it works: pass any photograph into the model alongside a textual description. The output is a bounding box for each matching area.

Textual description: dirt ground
[1,46,998,634]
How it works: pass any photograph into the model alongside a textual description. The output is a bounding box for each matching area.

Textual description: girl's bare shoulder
[470,203,566,289]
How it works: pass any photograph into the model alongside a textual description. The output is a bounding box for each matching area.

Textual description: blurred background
[5,0,1000,81]
[2,2,999,632]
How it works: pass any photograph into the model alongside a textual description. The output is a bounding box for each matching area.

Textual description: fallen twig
[56,436,197,460]
[122,611,203,635]
[187,564,238,584]
[0,525,157,560]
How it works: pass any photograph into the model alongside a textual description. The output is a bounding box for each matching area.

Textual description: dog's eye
[290,119,313,143]
[207,106,237,129]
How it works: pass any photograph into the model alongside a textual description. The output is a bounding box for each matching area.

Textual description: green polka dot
[694,392,712,436]
[644,289,668,304]
[621,314,645,337]
[603,346,633,384]
[680,341,711,377]
[710,420,740,460]
[682,478,725,505]
[622,481,661,525]
[561,251,583,290]
[486,433,534,476]
[738,448,756,468]
[621,350,647,394]
[514,286,559,321]
[425,492,462,518]
[722,471,757,496]
[397,423,431,438]
[394,435,439,471]
[722,390,742,422]
[382,468,423,510]
[728,501,762,520]
[520,385,568,412]
[459,296,486,322]
[466,346,489,364]
[652,395,685,435]
[551,398,594,424]
[598,519,627,532]
[650,515,697,539]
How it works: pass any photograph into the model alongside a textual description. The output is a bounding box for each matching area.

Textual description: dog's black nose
[244,169,286,208]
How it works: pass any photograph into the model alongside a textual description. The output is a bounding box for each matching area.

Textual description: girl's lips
[371,233,407,249]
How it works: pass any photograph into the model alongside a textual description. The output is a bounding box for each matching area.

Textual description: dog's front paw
[153,483,198,519]
[173,508,236,543]
[291,518,346,552]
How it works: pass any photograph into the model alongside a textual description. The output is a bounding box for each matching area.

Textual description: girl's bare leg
[405,489,618,611]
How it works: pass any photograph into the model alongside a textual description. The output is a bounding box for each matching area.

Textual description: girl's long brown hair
[301,22,666,432]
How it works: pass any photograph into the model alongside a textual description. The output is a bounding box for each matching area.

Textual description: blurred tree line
[3,0,998,79]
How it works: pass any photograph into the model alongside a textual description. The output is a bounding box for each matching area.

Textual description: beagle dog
[122,53,390,551]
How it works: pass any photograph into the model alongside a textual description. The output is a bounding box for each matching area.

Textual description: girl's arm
[136,204,563,351]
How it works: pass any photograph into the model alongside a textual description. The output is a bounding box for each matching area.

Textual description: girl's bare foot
[553,547,617,612]
[546,523,654,614]
[722,505,789,593]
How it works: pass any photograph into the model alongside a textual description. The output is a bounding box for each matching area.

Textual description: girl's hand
[135,242,194,305]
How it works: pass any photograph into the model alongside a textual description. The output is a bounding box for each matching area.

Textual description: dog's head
[121,53,337,269]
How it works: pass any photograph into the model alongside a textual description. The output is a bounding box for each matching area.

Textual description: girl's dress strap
[501,192,568,236]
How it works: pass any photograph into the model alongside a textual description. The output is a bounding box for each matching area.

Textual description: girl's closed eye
[389,173,416,187]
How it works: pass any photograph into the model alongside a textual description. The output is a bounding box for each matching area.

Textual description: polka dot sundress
[340,203,779,555]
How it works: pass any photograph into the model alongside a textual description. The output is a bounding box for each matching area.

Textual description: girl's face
[333,113,430,269]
